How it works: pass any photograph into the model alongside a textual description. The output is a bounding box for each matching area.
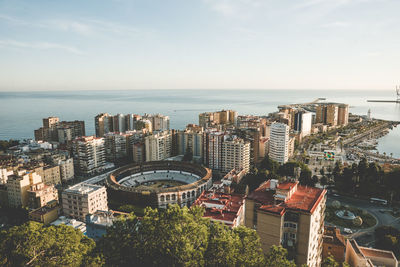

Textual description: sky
[0,0,399,91]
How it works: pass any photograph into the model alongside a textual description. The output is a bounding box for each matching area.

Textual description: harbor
[367,86,400,103]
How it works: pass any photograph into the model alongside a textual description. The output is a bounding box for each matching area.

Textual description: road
[326,194,400,247]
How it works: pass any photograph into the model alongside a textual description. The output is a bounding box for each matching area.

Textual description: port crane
[397,85,400,102]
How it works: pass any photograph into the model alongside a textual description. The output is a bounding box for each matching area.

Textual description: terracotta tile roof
[192,191,245,227]
[277,181,298,190]
[247,179,326,215]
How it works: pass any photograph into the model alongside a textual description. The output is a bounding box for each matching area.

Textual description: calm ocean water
[0,89,399,157]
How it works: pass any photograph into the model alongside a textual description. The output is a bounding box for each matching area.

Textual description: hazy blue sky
[0,0,399,91]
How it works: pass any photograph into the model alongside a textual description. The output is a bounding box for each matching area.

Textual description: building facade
[7,171,42,208]
[72,136,106,176]
[62,183,108,221]
[145,131,172,161]
[221,137,250,175]
[269,122,290,164]
[245,180,326,267]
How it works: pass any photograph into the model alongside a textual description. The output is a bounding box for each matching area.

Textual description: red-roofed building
[245,179,327,267]
[192,190,245,228]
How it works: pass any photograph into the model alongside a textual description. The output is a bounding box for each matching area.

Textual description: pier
[367,86,400,103]
[367,100,400,103]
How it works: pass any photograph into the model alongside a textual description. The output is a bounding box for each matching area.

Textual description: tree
[299,167,314,186]
[322,254,339,267]
[265,245,296,267]
[0,221,95,267]
[233,226,266,267]
[100,204,266,267]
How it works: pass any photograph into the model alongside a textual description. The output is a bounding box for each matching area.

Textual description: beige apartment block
[221,137,250,175]
[245,180,326,267]
[7,171,42,208]
[27,182,58,209]
[62,183,108,222]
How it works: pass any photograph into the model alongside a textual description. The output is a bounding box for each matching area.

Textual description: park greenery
[0,204,299,267]
[375,226,400,258]
[331,158,400,202]
[325,205,376,229]
[239,156,316,193]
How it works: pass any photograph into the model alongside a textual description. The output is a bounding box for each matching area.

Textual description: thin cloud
[0,39,84,55]
[321,21,349,28]
[0,14,145,37]
[202,0,264,18]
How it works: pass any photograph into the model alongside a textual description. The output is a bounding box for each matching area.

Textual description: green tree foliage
[322,254,339,267]
[0,221,95,267]
[299,166,314,186]
[0,139,19,152]
[264,245,296,267]
[374,226,400,257]
[100,204,266,267]
[332,157,400,201]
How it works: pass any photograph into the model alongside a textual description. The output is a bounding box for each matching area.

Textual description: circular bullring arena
[106,161,212,208]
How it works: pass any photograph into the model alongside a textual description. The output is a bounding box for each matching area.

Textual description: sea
[0,89,399,157]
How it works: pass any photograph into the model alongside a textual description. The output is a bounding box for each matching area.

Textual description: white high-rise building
[294,111,312,137]
[221,137,250,175]
[72,136,106,176]
[269,122,290,164]
[145,131,172,161]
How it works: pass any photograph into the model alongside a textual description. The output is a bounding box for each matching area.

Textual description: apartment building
[199,110,237,128]
[27,182,58,209]
[72,136,106,176]
[62,183,108,222]
[245,179,326,267]
[294,110,313,137]
[7,171,42,208]
[221,137,250,175]
[95,113,113,137]
[316,103,349,127]
[204,131,226,171]
[269,122,290,164]
[145,131,172,161]
[177,126,204,161]
[143,113,170,132]
[58,158,74,181]
[104,132,129,162]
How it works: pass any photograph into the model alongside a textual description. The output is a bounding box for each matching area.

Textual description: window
[283,222,297,229]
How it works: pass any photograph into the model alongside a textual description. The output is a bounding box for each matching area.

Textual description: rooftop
[65,183,105,195]
[323,226,346,247]
[192,190,245,227]
[247,180,326,215]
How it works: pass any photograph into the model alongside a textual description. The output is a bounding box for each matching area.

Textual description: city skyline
[1,0,399,91]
